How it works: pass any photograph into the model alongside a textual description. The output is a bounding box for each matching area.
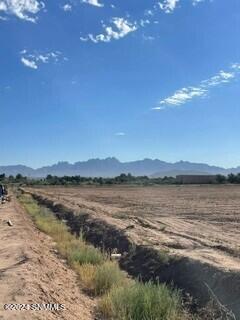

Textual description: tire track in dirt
[28,186,240,271]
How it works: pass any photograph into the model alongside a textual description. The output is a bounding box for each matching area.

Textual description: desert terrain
[27,185,240,272]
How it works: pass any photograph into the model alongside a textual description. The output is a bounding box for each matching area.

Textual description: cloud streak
[158,0,208,13]
[82,0,104,7]
[80,17,138,43]
[158,0,180,13]
[153,64,240,109]
[20,50,67,69]
[21,57,38,69]
[79,0,210,44]
[115,132,126,136]
[62,4,72,11]
[0,0,44,22]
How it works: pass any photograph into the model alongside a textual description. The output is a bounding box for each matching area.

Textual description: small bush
[57,238,83,257]
[68,244,104,266]
[75,261,127,295]
[94,261,127,295]
[75,263,97,291]
[99,281,184,320]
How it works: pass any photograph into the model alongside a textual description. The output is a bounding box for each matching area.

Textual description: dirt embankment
[27,189,240,319]
[0,197,95,320]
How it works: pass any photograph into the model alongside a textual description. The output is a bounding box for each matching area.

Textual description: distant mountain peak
[0,157,239,178]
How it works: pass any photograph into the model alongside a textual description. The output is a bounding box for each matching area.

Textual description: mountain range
[0,158,239,178]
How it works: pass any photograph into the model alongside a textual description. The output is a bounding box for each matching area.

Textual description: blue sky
[0,0,240,168]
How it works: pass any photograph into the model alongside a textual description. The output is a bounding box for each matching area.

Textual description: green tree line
[0,173,175,185]
[1,172,240,186]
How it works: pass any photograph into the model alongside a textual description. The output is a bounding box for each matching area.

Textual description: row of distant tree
[0,173,175,185]
[0,173,28,183]
[1,173,240,185]
[215,173,240,184]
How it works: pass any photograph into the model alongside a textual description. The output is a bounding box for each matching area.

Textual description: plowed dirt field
[28,185,240,271]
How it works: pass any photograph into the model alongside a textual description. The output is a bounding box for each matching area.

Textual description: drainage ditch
[27,191,240,319]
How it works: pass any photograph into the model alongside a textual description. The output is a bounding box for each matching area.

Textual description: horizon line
[0,157,238,170]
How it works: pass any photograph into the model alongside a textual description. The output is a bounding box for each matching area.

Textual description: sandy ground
[0,196,95,320]
[28,185,240,272]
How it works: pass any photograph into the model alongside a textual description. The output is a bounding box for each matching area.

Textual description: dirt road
[0,197,95,320]
[28,185,240,272]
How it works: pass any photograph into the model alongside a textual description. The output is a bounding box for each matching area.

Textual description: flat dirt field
[28,185,240,272]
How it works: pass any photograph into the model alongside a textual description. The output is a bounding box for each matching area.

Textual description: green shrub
[67,244,104,266]
[57,238,84,256]
[99,281,184,320]
[94,261,127,295]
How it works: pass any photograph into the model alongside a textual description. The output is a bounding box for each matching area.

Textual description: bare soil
[28,185,240,272]
[0,196,95,320]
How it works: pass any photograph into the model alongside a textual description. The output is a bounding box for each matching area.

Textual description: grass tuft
[68,245,104,266]
[99,281,184,320]
[74,263,97,291]
[94,261,127,295]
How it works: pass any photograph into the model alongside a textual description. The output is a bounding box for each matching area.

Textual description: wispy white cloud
[79,36,89,42]
[0,0,45,22]
[82,0,104,8]
[139,19,150,27]
[79,0,211,43]
[154,87,207,108]
[21,57,38,69]
[192,0,206,6]
[62,3,72,11]
[158,0,208,13]
[20,50,67,69]
[115,132,126,136]
[231,63,240,71]
[81,17,138,43]
[0,14,7,20]
[202,70,235,87]
[153,65,240,110]
[158,0,179,13]
[142,34,155,41]
[145,9,154,16]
